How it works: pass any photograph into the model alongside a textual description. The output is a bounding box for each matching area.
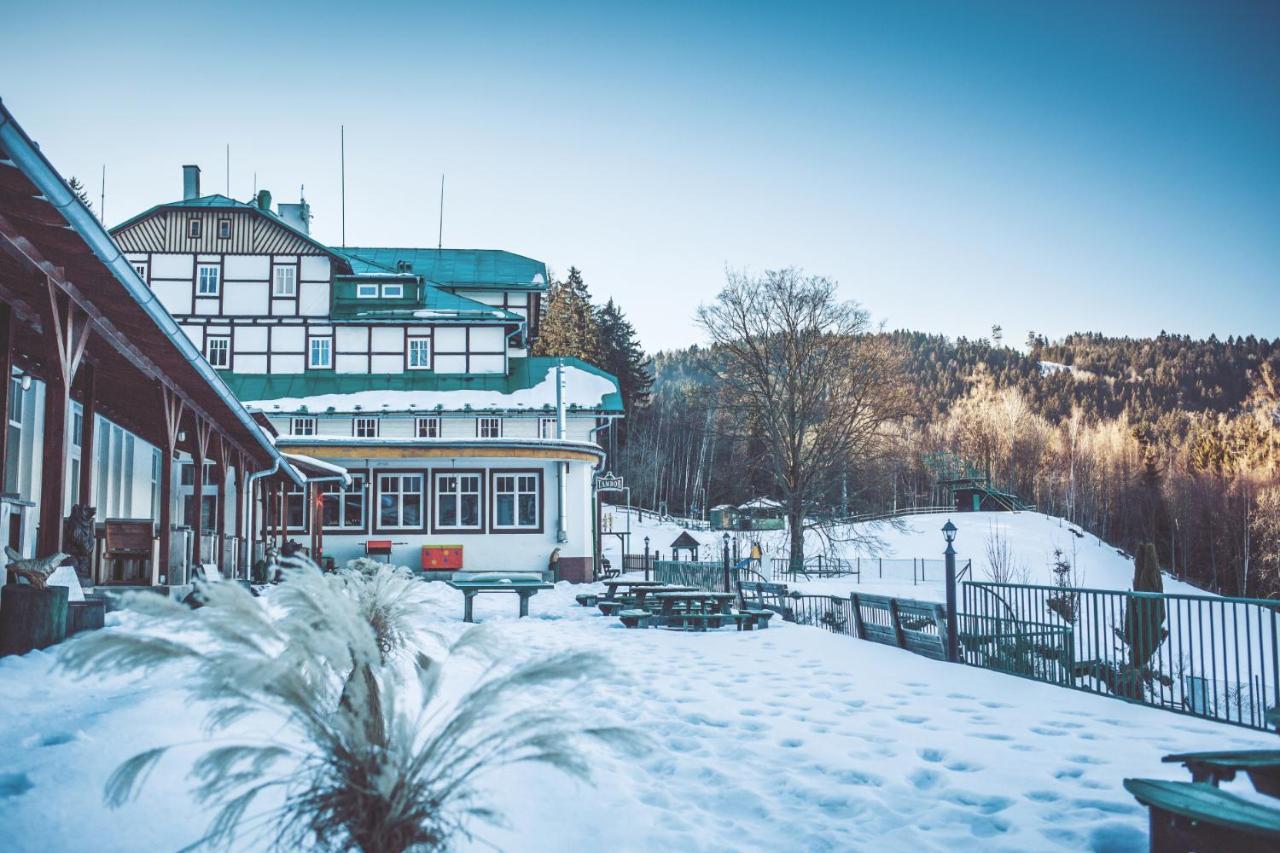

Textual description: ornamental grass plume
[60,559,640,852]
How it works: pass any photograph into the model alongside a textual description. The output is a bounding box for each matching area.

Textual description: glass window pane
[497,494,514,526]
[461,494,479,527]
[403,495,421,526]
[519,494,537,526]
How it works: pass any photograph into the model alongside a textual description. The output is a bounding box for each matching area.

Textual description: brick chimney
[182,165,201,200]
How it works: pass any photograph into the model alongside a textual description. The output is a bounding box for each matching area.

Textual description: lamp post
[722,531,731,593]
[643,535,651,583]
[942,520,959,663]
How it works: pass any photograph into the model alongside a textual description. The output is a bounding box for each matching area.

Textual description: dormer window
[356,283,378,299]
[217,219,232,239]
[382,283,403,299]
[187,218,202,239]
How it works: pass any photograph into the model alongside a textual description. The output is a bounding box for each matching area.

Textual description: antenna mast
[437,173,444,250]
[340,125,346,247]
[99,164,105,222]
[225,144,230,195]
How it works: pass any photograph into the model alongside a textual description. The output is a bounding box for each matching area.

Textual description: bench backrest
[738,580,793,616]
[105,519,155,555]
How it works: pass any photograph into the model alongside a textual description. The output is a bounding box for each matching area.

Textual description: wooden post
[38,280,90,556]
[157,385,184,585]
[77,362,96,507]
[850,593,867,640]
[213,435,231,576]
[235,450,247,576]
[0,303,12,488]
[888,599,906,650]
[276,480,286,546]
[190,417,211,567]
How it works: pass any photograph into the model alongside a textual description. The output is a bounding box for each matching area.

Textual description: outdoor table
[446,578,555,623]
[630,585,699,608]
[1163,750,1280,798]
[602,580,671,601]
[651,591,738,616]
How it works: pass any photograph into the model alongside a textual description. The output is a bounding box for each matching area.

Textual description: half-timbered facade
[110,166,622,580]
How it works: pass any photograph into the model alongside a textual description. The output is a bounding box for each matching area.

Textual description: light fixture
[942,520,957,544]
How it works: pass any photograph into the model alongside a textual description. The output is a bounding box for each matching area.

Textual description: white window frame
[377,473,424,530]
[187,218,201,239]
[415,416,441,438]
[217,219,232,239]
[309,337,333,369]
[434,472,482,531]
[538,417,558,439]
[206,335,230,368]
[196,264,221,296]
[290,417,316,436]
[273,265,298,297]
[382,283,404,299]
[493,472,541,530]
[355,283,378,299]
[407,338,431,370]
[321,473,367,531]
[477,417,502,438]
[354,417,379,438]
[132,262,147,280]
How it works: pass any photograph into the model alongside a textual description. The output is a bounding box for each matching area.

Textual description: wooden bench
[575,593,600,608]
[724,610,773,631]
[849,593,949,660]
[1162,750,1280,799]
[618,609,652,629]
[737,581,794,620]
[1124,778,1280,852]
[101,519,157,585]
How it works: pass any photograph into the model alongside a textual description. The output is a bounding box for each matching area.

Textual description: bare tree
[696,268,911,565]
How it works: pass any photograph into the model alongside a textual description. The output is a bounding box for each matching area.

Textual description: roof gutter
[0,101,301,486]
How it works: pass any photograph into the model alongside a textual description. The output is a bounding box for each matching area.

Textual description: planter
[0,584,69,655]
[67,597,107,636]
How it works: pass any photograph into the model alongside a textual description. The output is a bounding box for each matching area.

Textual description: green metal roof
[334,247,547,290]
[330,277,522,322]
[221,356,623,413]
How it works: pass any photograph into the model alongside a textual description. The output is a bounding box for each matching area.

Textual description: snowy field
[1,579,1275,852]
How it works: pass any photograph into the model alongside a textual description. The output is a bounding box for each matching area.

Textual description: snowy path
[1,581,1274,852]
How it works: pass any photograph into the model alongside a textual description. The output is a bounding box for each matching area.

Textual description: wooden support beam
[190,416,212,567]
[37,278,90,556]
[156,384,184,584]
[77,362,96,507]
[0,302,11,487]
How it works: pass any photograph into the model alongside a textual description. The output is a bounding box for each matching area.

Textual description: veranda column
[190,417,211,567]
[0,303,12,490]
[77,363,96,507]
[157,385,184,585]
[37,280,90,556]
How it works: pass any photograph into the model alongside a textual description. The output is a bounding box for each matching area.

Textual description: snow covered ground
[1,579,1274,852]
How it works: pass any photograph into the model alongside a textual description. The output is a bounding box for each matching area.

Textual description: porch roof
[0,99,300,481]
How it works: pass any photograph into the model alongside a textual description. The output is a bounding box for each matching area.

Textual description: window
[187,218,201,239]
[197,264,220,296]
[377,473,423,529]
[354,417,379,438]
[322,473,366,530]
[217,219,232,239]
[415,416,440,438]
[493,472,541,530]
[477,417,502,438]
[206,336,230,368]
[132,263,147,280]
[290,417,316,436]
[435,472,481,530]
[266,483,307,531]
[309,337,332,369]
[356,283,378,299]
[539,417,558,439]
[407,338,431,370]
[382,283,404,299]
[180,462,217,486]
[273,266,297,297]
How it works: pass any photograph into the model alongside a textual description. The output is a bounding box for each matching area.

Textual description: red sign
[422,545,463,570]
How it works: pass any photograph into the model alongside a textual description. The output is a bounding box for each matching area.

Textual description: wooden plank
[850,594,867,640]
[888,599,907,650]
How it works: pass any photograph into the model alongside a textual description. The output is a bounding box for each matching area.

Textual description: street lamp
[942,519,959,663]
[722,532,732,593]
[643,536,651,582]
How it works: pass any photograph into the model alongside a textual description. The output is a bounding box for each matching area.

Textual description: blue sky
[3,1,1277,351]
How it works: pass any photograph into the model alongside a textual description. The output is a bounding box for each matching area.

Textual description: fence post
[850,593,867,640]
[722,533,731,594]
[943,520,959,663]
[643,536,650,583]
[888,599,906,649]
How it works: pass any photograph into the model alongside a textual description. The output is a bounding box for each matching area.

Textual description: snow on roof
[282,452,352,485]
[739,497,783,510]
[229,358,624,414]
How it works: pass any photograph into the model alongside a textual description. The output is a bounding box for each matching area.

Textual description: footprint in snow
[896,714,928,724]
[779,738,804,748]
[980,700,1011,709]
[1054,767,1084,780]
[947,692,977,700]
[918,747,947,762]
[0,773,33,799]
[945,760,982,773]
[970,732,1013,742]
[1067,754,1108,766]
[1030,726,1069,737]
[1025,789,1061,803]
[909,768,942,790]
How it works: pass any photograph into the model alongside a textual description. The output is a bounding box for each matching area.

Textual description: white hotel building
[109,167,621,580]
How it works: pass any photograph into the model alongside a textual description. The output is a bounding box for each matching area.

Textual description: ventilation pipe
[555,359,568,543]
[182,165,201,200]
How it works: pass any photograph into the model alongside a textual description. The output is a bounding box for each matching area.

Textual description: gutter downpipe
[0,103,300,485]
[586,415,619,577]
[242,459,282,575]
[555,360,568,544]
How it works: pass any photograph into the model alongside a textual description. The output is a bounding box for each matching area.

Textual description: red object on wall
[365,540,393,558]
[422,545,463,570]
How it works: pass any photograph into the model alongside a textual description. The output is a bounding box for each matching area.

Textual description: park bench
[618,609,651,629]
[575,592,599,607]
[1123,778,1280,852]
[738,581,794,621]
[1162,750,1280,798]
[849,593,949,660]
[723,610,773,631]
[598,600,625,616]
[101,519,157,584]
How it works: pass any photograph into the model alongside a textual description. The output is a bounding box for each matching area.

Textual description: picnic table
[446,577,555,623]
[651,591,738,616]
[597,585,698,615]
[1163,750,1280,798]
[602,580,671,600]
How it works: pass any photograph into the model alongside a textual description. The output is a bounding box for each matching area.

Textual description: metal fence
[653,560,733,593]
[961,581,1280,730]
[771,556,967,586]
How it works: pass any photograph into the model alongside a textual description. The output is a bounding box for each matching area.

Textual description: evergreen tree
[67,176,93,212]
[595,298,652,416]
[533,267,603,365]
